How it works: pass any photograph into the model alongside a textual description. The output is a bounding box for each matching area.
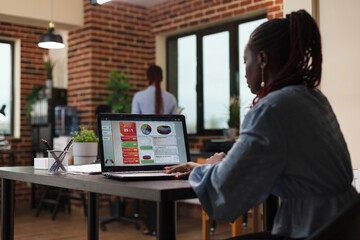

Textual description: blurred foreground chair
[306,194,360,240]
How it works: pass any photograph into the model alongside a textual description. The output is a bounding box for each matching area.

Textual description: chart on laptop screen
[101,120,187,166]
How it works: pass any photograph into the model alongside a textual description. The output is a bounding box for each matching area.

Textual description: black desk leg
[88,192,99,240]
[1,178,14,240]
[156,201,176,240]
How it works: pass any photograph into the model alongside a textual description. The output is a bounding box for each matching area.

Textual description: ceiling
[114,0,169,8]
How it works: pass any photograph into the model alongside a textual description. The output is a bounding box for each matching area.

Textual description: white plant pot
[73,142,98,165]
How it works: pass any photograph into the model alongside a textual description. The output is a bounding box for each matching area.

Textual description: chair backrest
[306,194,360,240]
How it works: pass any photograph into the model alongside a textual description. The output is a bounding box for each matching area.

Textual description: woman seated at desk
[165,10,358,240]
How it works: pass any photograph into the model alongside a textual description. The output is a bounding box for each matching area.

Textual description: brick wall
[0,21,48,203]
[67,0,153,128]
[149,0,283,35]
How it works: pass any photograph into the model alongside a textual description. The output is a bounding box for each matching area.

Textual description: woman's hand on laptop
[205,152,226,164]
[164,162,200,180]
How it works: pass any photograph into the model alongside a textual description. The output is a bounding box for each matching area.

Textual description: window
[167,16,267,135]
[0,40,14,135]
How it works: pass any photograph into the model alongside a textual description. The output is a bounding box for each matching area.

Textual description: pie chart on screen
[141,124,152,135]
[157,125,171,134]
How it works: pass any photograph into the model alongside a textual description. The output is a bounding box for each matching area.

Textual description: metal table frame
[0,166,196,240]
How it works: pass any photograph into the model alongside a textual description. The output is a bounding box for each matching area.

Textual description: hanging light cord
[49,0,54,28]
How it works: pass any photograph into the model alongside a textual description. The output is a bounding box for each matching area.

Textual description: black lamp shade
[0,105,5,117]
[38,27,65,49]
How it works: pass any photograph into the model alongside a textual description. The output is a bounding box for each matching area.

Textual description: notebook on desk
[97,113,190,180]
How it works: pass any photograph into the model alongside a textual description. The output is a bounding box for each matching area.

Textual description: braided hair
[249,10,322,106]
[147,65,163,114]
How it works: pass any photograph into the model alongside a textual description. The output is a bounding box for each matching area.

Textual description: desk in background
[0,166,196,240]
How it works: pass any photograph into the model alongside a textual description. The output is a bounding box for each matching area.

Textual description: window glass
[0,42,13,135]
[203,31,230,130]
[167,16,267,135]
[178,35,197,134]
[238,18,267,124]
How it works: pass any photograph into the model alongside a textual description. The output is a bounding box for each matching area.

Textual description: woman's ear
[257,50,268,68]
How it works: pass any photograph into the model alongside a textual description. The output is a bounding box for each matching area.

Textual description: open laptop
[97,113,190,180]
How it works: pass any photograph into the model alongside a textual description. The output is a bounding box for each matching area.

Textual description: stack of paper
[67,163,101,175]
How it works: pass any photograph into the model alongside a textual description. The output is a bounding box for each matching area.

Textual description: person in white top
[131,65,178,115]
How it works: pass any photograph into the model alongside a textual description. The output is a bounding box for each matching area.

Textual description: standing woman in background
[131,65,178,236]
[131,65,178,115]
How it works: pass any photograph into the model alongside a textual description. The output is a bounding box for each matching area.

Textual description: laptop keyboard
[114,170,166,174]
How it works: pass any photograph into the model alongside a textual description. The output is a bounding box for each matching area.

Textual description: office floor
[3,203,234,240]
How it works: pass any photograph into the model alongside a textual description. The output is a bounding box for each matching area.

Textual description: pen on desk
[42,139,66,172]
[41,139,52,151]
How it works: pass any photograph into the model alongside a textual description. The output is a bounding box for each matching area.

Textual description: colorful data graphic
[120,122,137,136]
[120,122,139,164]
[141,124,152,135]
[157,125,171,135]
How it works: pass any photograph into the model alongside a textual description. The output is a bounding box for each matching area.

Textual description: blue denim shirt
[131,86,178,114]
[189,85,357,238]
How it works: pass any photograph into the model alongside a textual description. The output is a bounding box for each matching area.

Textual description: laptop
[97,113,190,180]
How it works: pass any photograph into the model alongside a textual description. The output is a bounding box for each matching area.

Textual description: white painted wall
[0,0,83,29]
[283,0,312,15]
[318,0,360,169]
[284,0,360,168]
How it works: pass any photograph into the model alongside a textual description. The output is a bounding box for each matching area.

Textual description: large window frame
[0,40,15,136]
[167,14,267,136]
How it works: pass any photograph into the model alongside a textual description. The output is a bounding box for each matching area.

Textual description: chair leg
[231,216,243,237]
[210,220,216,236]
[65,189,71,214]
[51,188,64,221]
[134,199,140,218]
[36,186,50,217]
[202,209,211,240]
[81,192,88,217]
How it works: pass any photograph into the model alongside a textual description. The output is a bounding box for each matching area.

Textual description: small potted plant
[71,126,98,165]
[224,96,240,140]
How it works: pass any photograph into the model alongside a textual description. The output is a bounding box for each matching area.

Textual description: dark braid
[249,10,322,107]
[147,65,163,114]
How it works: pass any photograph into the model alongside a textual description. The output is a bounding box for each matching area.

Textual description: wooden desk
[0,166,196,240]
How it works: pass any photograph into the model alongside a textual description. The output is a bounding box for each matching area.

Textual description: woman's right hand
[165,162,200,180]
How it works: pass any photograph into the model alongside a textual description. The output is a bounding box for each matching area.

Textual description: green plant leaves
[105,70,132,113]
[71,126,98,142]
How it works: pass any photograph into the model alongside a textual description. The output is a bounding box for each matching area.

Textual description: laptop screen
[98,113,190,172]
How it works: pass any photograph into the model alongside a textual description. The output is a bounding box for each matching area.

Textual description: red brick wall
[149,0,283,35]
[0,21,48,203]
[67,0,153,128]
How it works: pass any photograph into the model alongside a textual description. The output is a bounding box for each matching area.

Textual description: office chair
[36,186,87,220]
[306,194,360,240]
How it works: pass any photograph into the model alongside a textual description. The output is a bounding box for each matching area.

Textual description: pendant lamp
[0,104,6,121]
[0,105,5,117]
[89,0,111,6]
[38,0,65,49]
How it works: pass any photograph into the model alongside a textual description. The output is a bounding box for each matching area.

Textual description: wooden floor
[1,203,234,240]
